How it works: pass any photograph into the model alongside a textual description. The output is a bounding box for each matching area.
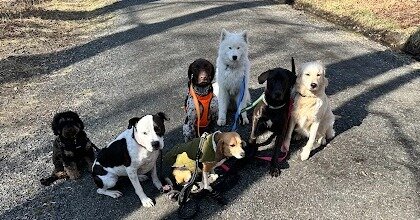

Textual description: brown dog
[164,131,245,190]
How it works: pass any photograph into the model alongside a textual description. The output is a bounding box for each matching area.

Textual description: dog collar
[263,95,285,109]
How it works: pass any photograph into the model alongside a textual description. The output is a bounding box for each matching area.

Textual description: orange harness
[188,86,214,131]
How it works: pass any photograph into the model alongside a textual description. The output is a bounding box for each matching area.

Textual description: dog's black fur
[248,58,296,177]
[40,111,97,186]
[183,58,218,141]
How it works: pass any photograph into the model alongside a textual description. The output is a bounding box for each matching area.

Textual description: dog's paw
[140,197,155,208]
[241,116,249,125]
[108,190,123,198]
[66,169,81,180]
[217,118,226,126]
[293,134,303,141]
[327,129,335,139]
[204,185,213,192]
[282,139,291,152]
[318,137,326,145]
[270,164,281,177]
[138,175,148,182]
[300,148,311,161]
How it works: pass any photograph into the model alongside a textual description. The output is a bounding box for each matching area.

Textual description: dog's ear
[209,61,216,82]
[156,112,170,121]
[188,61,195,81]
[128,117,140,129]
[216,137,225,159]
[241,31,248,43]
[287,70,297,87]
[258,70,270,84]
[51,112,62,135]
[291,57,296,76]
[220,29,228,41]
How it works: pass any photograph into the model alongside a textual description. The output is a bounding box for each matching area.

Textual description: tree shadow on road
[10,0,157,21]
[0,0,272,84]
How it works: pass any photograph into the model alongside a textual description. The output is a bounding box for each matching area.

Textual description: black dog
[248,58,296,177]
[40,111,97,186]
[183,58,218,142]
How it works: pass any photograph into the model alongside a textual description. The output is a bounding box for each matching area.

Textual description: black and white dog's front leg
[151,164,172,193]
[126,167,155,207]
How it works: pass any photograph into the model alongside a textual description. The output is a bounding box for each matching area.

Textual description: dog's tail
[291,57,296,75]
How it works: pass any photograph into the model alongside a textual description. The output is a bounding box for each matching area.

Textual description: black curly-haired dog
[40,111,97,186]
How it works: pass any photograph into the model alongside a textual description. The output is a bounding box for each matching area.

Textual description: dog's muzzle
[151,141,160,150]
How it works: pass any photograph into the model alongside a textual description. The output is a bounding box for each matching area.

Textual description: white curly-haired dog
[213,29,251,126]
[283,61,335,161]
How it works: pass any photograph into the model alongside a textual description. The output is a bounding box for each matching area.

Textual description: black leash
[177,132,207,219]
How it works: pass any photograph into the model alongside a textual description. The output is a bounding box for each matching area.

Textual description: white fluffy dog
[283,61,335,161]
[213,29,251,126]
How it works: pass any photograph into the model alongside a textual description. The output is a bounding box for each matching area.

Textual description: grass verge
[293,0,419,58]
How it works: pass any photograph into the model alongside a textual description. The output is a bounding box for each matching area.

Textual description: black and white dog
[92,112,170,207]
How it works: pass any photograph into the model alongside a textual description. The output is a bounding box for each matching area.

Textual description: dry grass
[295,0,420,47]
[0,0,118,60]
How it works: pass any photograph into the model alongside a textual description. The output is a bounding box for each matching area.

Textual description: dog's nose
[232,55,237,60]
[310,83,317,89]
[200,75,208,81]
[240,152,245,158]
[151,141,160,150]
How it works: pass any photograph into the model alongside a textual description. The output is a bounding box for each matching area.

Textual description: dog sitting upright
[40,111,97,186]
[92,112,170,208]
[283,61,335,161]
[183,58,218,142]
[248,58,296,177]
[164,131,245,191]
[213,29,251,126]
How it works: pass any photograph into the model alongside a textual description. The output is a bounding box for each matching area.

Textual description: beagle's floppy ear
[258,70,270,84]
[156,112,169,121]
[128,117,140,129]
[216,137,225,159]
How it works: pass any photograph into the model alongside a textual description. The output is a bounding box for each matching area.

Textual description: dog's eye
[237,47,240,49]
[143,132,147,135]
[305,74,310,76]
[228,47,232,49]
[317,74,320,76]
[229,144,235,147]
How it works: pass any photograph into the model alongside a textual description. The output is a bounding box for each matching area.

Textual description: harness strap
[189,85,202,136]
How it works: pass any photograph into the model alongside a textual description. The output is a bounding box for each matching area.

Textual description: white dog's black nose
[151,141,160,150]
[232,55,237,60]
[310,83,317,89]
